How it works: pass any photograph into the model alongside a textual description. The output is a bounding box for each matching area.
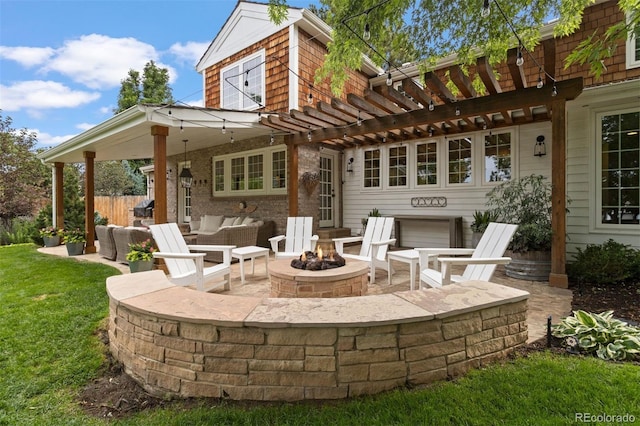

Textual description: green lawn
[1,244,638,425]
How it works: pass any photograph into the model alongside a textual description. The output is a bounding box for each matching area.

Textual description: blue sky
[0,0,316,150]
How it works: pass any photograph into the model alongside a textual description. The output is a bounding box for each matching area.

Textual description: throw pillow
[202,215,224,232]
[189,220,201,232]
[221,217,236,227]
[233,217,244,226]
[242,217,255,225]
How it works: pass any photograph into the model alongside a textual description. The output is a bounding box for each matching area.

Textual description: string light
[363,15,371,41]
[222,119,226,134]
[270,131,275,145]
[180,120,184,133]
[357,111,362,126]
[230,131,234,143]
[516,45,524,67]
[428,99,435,111]
[537,76,544,89]
[455,106,461,116]
[552,84,558,97]
[307,129,312,142]
[428,127,434,137]
[244,70,249,87]
[386,71,393,86]
[481,0,491,17]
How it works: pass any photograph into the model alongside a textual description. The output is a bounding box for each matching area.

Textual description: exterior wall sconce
[346,157,354,173]
[534,135,546,157]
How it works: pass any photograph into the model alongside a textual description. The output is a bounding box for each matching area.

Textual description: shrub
[0,218,37,245]
[568,239,640,286]
[552,310,640,361]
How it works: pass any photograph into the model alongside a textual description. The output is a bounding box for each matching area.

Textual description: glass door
[319,151,338,227]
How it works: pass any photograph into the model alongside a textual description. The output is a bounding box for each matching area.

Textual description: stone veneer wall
[108,272,528,401]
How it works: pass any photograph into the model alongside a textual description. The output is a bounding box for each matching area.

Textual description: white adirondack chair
[416,222,517,288]
[333,216,396,283]
[149,223,235,292]
[269,217,319,259]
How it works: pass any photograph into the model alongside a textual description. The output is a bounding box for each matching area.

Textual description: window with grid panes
[247,154,263,190]
[484,132,512,182]
[214,159,224,192]
[388,145,407,187]
[416,141,438,185]
[220,50,264,110]
[448,137,473,184]
[364,148,381,188]
[272,150,286,189]
[231,157,245,191]
[599,109,640,225]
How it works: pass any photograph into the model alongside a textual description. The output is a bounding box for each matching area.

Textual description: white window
[178,161,191,222]
[447,137,473,185]
[416,141,438,186]
[212,146,287,196]
[597,108,640,226]
[388,145,408,187]
[363,148,381,188]
[626,14,640,69]
[220,50,265,110]
[483,131,512,183]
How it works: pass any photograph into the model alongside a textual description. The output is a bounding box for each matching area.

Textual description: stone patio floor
[38,243,573,343]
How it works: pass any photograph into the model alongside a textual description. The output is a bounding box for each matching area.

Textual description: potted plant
[485,174,564,281]
[62,228,86,256]
[39,226,62,247]
[361,208,381,234]
[470,210,499,248]
[126,239,156,273]
[300,172,320,196]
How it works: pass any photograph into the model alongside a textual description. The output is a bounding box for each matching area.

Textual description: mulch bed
[78,280,640,419]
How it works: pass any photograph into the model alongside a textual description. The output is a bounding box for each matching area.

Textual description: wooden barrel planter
[505,250,551,281]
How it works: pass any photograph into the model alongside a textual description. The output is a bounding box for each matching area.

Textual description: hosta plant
[552,310,640,361]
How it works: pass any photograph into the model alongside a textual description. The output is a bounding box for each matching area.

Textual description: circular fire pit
[269,258,368,298]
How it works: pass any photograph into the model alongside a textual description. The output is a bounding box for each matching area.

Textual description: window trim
[480,129,516,186]
[220,49,265,111]
[625,13,640,69]
[362,147,382,190]
[593,105,640,231]
[414,138,441,188]
[445,135,475,187]
[212,145,287,197]
[386,143,409,189]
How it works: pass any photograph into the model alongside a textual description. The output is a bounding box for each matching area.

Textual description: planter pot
[42,236,61,247]
[505,250,551,281]
[65,242,85,256]
[129,260,154,273]
[471,232,483,248]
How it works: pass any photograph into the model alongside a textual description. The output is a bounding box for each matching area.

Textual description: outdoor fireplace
[269,247,368,298]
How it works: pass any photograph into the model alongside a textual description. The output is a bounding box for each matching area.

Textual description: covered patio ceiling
[37,104,272,164]
[259,44,583,147]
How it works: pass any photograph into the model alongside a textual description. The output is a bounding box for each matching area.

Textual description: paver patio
[38,243,573,343]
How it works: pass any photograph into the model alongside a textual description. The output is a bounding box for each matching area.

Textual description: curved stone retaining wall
[107,270,529,401]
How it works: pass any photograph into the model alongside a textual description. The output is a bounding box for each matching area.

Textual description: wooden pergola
[261,45,583,288]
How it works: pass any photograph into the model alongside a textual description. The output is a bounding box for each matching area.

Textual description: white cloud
[76,122,96,131]
[169,41,210,65]
[0,80,101,111]
[0,46,55,67]
[43,34,177,89]
[31,128,78,148]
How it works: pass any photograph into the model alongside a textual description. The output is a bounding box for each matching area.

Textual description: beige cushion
[233,217,244,226]
[202,215,224,232]
[221,217,237,227]
[242,217,255,225]
[190,220,201,232]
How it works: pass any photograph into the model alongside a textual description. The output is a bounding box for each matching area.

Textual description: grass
[1,244,639,425]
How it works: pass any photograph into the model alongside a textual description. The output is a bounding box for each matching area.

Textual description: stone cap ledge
[106,272,530,328]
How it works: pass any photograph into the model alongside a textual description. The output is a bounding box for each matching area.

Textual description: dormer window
[626,14,640,69]
[221,50,265,110]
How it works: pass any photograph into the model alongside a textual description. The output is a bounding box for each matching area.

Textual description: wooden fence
[94,196,147,227]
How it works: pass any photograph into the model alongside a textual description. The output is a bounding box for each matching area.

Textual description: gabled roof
[195,0,379,76]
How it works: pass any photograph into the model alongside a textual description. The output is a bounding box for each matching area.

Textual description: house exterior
[37,0,639,286]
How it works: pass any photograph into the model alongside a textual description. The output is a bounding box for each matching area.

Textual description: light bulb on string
[244,70,249,87]
[386,72,393,86]
[455,107,461,116]
[428,100,435,111]
[357,111,362,126]
[537,76,544,89]
[481,0,491,17]
[307,129,312,142]
[363,21,371,41]
[230,131,234,144]
[222,119,226,134]
[270,131,275,145]
[516,47,524,67]
[552,84,558,97]
[180,120,184,133]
